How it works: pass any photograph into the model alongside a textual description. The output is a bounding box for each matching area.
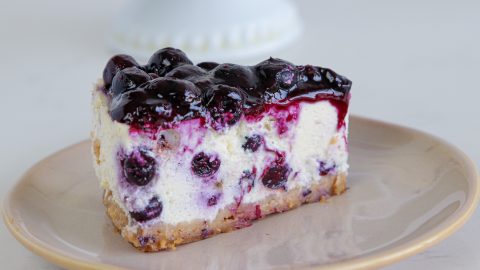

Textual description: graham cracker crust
[102,173,346,252]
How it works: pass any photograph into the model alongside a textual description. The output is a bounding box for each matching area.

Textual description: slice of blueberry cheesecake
[92,47,352,251]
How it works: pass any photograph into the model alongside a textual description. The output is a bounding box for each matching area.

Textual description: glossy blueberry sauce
[102,48,351,134]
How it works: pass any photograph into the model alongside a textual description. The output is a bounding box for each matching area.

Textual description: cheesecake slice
[92,47,352,251]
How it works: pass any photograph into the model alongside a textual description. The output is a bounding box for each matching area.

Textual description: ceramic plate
[3,116,479,270]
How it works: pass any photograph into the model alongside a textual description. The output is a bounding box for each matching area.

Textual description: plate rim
[3,115,480,270]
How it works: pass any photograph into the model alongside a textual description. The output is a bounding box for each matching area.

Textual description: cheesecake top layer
[101,47,352,132]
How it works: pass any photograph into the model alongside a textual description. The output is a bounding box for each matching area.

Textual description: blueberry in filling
[191,152,221,177]
[123,149,157,186]
[130,196,163,222]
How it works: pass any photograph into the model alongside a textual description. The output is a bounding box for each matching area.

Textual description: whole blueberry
[103,54,139,88]
[261,163,290,189]
[276,68,297,89]
[191,152,221,177]
[212,63,258,90]
[147,47,193,76]
[123,149,157,186]
[164,65,207,80]
[109,89,167,129]
[110,67,151,96]
[255,57,294,90]
[130,197,163,222]
[197,61,219,71]
[205,85,244,129]
[193,78,215,92]
[145,78,203,121]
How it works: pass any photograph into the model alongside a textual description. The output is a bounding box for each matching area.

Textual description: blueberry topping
[123,149,157,186]
[148,72,159,79]
[191,152,221,177]
[147,47,193,76]
[197,62,219,71]
[261,161,290,189]
[165,64,207,80]
[101,48,351,132]
[276,68,297,89]
[103,54,139,88]
[205,85,244,129]
[212,63,258,90]
[110,89,167,130]
[130,197,163,222]
[256,58,294,90]
[110,67,150,96]
[109,78,203,129]
[145,78,203,120]
[302,65,318,80]
[242,134,263,152]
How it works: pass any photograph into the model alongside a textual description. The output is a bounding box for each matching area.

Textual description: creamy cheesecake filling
[92,89,348,226]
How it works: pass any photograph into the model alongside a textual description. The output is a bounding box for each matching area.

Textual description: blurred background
[0,0,479,269]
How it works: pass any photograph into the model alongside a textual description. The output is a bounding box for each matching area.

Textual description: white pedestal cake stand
[108,0,302,62]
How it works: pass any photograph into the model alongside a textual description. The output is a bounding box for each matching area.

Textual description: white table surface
[1,0,479,269]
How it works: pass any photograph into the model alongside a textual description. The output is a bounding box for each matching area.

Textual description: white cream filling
[92,90,348,226]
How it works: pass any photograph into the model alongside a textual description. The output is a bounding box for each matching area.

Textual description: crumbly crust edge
[102,173,346,252]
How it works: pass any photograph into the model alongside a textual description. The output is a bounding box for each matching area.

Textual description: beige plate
[3,116,479,270]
